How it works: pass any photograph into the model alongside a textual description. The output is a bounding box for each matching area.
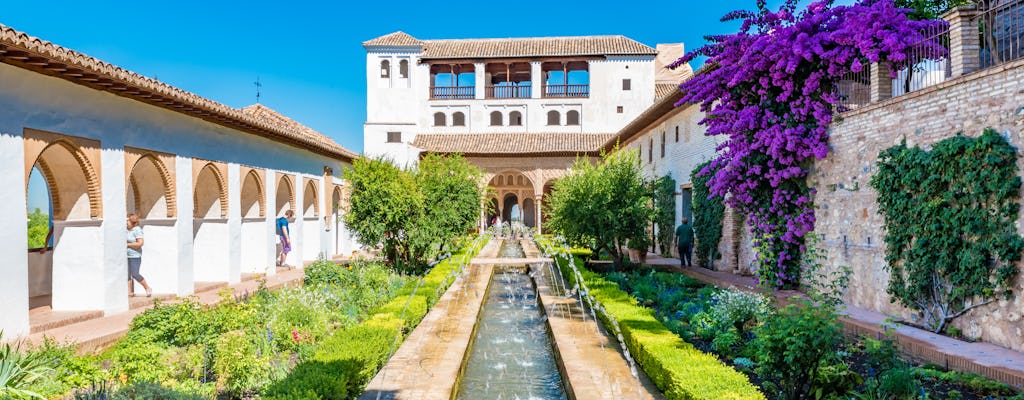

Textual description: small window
[547,110,560,126]
[675,126,679,142]
[453,112,466,126]
[660,132,666,158]
[433,112,446,127]
[616,106,623,113]
[380,60,390,78]
[622,79,631,91]
[490,111,503,126]
[509,111,523,126]
[648,138,653,162]
[399,59,409,78]
[566,110,580,126]
[387,131,401,143]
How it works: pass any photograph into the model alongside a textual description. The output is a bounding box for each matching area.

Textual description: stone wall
[812,59,1024,350]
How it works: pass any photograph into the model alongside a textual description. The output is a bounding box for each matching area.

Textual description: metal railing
[430,86,475,100]
[892,21,952,97]
[978,0,1024,68]
[542,84,590,98]
[486,85,532,99]
[835,68,872,112]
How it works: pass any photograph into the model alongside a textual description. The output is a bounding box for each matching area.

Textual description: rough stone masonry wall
[812,59,1024,351]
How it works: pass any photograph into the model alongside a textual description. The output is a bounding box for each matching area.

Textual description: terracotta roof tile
[364,33,656,59]
[412,133,614,155]
[239,104,357,159]
[0,23,355,161]
[655,83,680,100]
[362,31,424,47]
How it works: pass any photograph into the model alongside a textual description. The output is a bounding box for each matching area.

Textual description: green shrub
[752,300,842,400]
[0,333,51,400]
[265,287,340,351]
[213,331,271,396]
[263,360,349,400]
[539,237,764,400]
[304,259,347,286]
[107,336,173,385]
[811,362,862,400]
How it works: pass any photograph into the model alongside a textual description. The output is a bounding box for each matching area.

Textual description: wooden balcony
[543,84,589,98]
[431,86,475,100]
[486,85,532,99]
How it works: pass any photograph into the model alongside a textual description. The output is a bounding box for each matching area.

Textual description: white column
[530,61,543,99]
[474,62,486,100]
[535,194,543,234]
[320,175,329,259]
[226,163,242,284]
[98,147,128,313]
[289,173,303,267]
[0,131,30,336]
[175,156,195,295]
[264,169,277,276]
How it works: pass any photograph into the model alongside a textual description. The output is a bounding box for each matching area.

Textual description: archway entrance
[331,186,345,257]
[25,137,104,312]
[126,152,178,295]
[301,179,321,261]
[487,170,535,228]
[240,169,268,274]
[192,162,229,283]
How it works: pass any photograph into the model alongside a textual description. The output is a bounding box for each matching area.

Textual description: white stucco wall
[137,221,179,295]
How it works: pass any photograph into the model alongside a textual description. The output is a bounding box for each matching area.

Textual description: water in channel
[455,241,567,400]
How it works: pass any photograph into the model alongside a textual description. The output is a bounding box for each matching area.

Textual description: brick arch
[303,178,320,218]
[29,139,102,220]
[331,185,343,215]
[193,162,228,218]
[276,174,296,216]
[130,153,176,218]
[241,169,266,217]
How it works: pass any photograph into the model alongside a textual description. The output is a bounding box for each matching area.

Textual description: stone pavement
[25,267,306,352]
[643,254,1024,388]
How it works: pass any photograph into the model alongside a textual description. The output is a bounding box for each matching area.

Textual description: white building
[363,31,698,231]
[0,24,358,337]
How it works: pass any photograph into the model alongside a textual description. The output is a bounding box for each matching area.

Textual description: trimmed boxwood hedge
[539,237,764,400]
[263,236,488,399]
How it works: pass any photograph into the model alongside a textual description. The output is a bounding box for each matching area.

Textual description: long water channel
[455,240,568,400]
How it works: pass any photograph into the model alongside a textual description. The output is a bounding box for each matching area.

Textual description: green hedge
[538,237,763,400]
[264,236,488,399]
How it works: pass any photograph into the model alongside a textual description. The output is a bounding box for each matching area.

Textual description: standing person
[674,217,694,268]
[277,209,294,268]
[127,214,152,297]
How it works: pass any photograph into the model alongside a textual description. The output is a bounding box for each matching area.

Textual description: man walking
[674,217,694,267]
[277,209,294,268]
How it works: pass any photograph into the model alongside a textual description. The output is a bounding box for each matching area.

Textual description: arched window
[509,111,523,126]
[490,111,503,126]
[380,60,390,78]
[433,112,446,127]
[452,112,466,126]
[547,110,560,126]
[399,59,409,78]
[566,110,580,126]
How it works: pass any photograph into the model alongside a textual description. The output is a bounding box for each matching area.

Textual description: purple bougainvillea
[676,0,946,289]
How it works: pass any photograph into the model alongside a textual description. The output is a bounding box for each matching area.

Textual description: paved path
[25,267,305,352]
[642,254,1024,388]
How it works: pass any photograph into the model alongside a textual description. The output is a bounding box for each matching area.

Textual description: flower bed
[536,236,765,400]
[15,235,487,400]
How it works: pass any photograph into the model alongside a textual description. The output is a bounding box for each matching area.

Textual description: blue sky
[12,0,841,211]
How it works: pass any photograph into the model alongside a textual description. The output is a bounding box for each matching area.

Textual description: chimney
[655,43,693,84]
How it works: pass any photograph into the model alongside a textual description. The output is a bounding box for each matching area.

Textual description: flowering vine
[675,0,946,289]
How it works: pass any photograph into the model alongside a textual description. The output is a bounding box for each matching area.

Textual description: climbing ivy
[692,161,725,268]
[870,129,1024,333]
[653,175,677,256]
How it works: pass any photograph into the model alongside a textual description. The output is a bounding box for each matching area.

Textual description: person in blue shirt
[276,210,294,268]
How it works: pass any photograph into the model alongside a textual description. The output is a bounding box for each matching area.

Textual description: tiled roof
[239,104,358,159]
[365,32,656,59]
[655,83,680,100]
[412,133,615,155]
[0,23,355,161]
[362,31,424,47]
